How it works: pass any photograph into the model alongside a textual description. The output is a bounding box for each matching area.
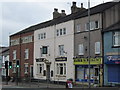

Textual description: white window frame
[56,63,66,75]
[56,29,59,36]
[13,50,16,60]
[24,64,28,74]
[76,24,81,32]
[60,29,62,35]
[95,21,99,29]
[59,45,64,56]
[38,33,46,40]
[63,28,66,35]
[95,42,100,54]
[37,64,44,75]
[85,23,89,31]
[25,49,29,59]
[78,44,84,55]
[113,32,120,46]
[13,63,16,73]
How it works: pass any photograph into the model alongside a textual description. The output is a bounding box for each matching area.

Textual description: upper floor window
[56,28,66,36]
[38,33,46,40]
[63,28,66,35]
[78,44,84,55]
[95,42,100,54]
[21,35,33,43]
[10,38,20,46]
[13,50,16,60]
[85,23,89,31]
[59,45,64,56]
[76,24,81,32]
[85,21,99,31]
[25,49,29,59]
[113,31,120,46]
[56,29,59,36]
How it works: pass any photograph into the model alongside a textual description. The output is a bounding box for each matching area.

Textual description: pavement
[1,81,120,90]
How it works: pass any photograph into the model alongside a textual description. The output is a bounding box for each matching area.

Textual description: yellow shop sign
[74,58,102,65]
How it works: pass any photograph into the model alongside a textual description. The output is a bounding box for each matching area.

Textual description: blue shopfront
[104,55,120,85]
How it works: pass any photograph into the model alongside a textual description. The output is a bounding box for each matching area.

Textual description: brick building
[9,28,34,80]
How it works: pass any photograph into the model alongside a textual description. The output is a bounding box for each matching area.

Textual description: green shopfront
[74,57,103,86]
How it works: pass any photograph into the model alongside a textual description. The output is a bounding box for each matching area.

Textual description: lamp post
[88,0,91,88]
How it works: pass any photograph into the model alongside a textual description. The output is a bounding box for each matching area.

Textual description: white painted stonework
[34,20,74,82]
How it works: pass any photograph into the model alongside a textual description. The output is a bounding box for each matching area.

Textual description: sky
[0,0,113,47]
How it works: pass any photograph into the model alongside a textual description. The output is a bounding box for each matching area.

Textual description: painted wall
[34,20,74,81]
[104,31,120,85]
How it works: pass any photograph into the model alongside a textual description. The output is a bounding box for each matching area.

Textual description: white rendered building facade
[34,20,74,82]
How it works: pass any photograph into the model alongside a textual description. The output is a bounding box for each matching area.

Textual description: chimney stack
[61,10,66,17]
[53,8,61,19]
[71,2,86,14]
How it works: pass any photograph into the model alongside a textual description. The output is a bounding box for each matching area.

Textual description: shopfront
[74,57,103,85]
[105,55,120,85]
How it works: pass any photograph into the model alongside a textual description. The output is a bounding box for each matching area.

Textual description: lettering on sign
[74,57,102,65]
[55,57,67,61]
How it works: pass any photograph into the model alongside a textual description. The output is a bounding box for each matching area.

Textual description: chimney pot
[61,10,65,13]
[72,2,76,6]
[81,3,83,8]
[54,8,58,12]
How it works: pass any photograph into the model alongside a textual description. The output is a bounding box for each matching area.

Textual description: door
[30,65,33,77]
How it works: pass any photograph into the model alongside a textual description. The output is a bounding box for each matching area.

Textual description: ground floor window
[37,64,44,75]
[13,63,16,73]
[24,64,28,74]
[75,66,99,82]
[56,63,66,75]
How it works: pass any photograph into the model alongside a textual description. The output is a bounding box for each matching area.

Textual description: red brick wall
[9,31,34,78]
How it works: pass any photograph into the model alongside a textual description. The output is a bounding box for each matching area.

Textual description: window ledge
[56,75,66,77]
[112,46,120,48]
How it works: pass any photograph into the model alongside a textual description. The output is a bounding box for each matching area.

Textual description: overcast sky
[0,0,112,47]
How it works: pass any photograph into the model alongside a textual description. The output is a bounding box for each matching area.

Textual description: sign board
[55,57,67,61]
[36,58,45,62]
[105,55,120,64]
[74,57,102,65]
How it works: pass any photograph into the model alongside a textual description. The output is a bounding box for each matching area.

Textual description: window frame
[78,44,84,55]
[25,49,29,59]
[95,42,100,54]
[58,45,64,56]
[113,31,120,46]
[13,50,16,60]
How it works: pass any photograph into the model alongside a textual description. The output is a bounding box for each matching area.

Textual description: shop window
[95,68,99,76]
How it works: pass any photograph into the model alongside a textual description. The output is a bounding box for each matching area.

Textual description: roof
[10,2,119,37]
[102,21,120,32]
[0,47,9,54]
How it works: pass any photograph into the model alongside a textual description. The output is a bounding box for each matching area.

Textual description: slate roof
[10,2,119,37]
[102,21,120,32]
